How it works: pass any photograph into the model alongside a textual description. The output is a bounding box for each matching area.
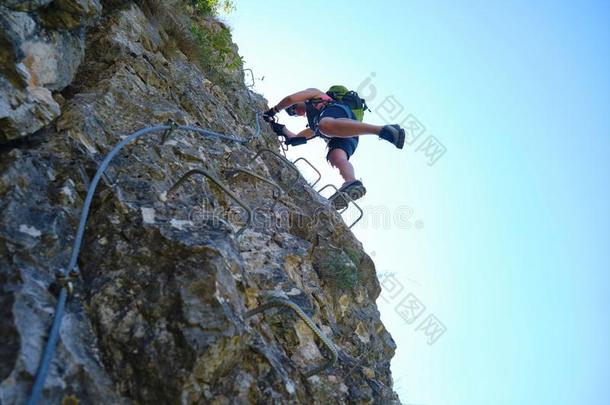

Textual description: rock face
[0,0,101,142]
[0,1,399,403]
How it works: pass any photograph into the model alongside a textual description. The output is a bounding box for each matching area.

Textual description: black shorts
[326,137,359,160]
[320,105,359,160]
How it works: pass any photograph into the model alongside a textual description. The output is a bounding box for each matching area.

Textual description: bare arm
[297,128,315,139]
[273,88,326,111]
[281,127,315,139]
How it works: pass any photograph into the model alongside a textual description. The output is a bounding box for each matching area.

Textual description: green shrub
[190,22,243,85]
[322,264,360,290]
[314,248,361,291]
[191,0,235,15]
[139,0,242,85]
[344,247,362,265]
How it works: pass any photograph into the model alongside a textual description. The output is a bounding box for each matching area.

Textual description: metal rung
[167,169,253,238]
[317,183,364,229]
[224,168,283,199]
[245,297,338,377]
[249,148,301,193]
[292,157,322,188]
[243,68,255,88]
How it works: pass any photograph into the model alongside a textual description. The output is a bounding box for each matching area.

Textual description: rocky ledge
[0,1,399,403]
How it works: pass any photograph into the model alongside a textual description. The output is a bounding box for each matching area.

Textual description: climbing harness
[244,297,338,377]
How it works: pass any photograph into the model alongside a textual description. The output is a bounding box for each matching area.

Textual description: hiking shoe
[379,124,405,149]
[330,180,367,209]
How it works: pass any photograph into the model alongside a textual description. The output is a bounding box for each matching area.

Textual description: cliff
[0,1,399,403]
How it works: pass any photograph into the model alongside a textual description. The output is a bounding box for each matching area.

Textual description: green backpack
[325,85,369,121]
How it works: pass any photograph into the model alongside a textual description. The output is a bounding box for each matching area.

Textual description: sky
[222,1,610,404]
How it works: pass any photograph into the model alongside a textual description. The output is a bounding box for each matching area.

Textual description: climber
[262,87,405,208]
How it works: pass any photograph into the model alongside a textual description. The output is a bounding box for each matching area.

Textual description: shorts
[326,137,359,160]
[319,104,359,160]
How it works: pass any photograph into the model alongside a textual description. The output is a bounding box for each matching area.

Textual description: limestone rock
[0,1,101,142]
[0,2,400,403]
[39,0,103,29]
[1,0,54,12]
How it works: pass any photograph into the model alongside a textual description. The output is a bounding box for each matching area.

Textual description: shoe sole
[396,127,405,149]
[347,186,366,200]
[330,186,366,210]
[340,182,367,199]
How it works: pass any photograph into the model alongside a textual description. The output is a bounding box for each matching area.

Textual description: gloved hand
[285,136,307,146]
[263,107,278,122]
[270,122,285,136]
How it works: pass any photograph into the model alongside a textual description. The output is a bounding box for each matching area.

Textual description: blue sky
[223,1,610,404]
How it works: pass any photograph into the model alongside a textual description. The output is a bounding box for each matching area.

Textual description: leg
[319,117,405,149]
[319,117,382,138]
[326,145,367,209]
[327,148,356,183]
